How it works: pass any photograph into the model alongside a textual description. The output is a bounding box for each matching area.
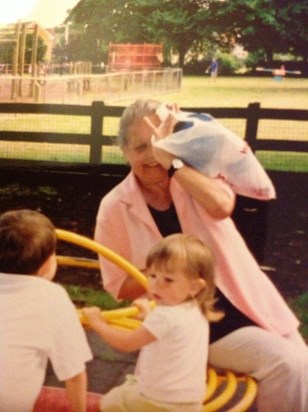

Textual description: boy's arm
[65,370,87,412]
[82,307,156,352]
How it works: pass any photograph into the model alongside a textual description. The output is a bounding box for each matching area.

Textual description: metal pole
[11,22,21,100]
[30,24,39,98]
[18,23,27,96]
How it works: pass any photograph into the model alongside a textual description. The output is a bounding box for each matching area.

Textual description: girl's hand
[82,306,103,326]
[133,298,153,320]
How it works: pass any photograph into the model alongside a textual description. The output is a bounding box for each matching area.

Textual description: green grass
[257,152,308,172]
[289,292,308,341]
[63,284,131,309]
[0,114,90,133]
[147,76,308,109]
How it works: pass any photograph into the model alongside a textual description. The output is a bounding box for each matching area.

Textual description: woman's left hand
[144,113,177,141]
[144,114,177,169]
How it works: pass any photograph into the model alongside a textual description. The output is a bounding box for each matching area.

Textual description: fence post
[245,102,260,152]
[90,101,105,165]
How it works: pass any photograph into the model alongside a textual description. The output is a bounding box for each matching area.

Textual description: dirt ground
[0,168,307,300]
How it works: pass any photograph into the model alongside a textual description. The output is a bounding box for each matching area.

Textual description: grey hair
[118,99,161,149]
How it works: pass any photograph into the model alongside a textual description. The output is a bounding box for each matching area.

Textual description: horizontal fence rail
[0,102,307,174]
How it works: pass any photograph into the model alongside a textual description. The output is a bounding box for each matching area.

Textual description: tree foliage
[0,34,47,65]
[273,0,308,62]
[65,0,308,66]
[207,0,308,63]
[67,0,223,66]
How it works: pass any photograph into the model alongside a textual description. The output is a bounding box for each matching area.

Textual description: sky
[0,0,80,28]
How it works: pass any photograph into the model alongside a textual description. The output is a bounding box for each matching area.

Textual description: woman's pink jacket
[95,172,299,336]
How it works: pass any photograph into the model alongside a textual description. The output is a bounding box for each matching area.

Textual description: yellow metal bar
[203,371,237,412]
[77,307,138,325]
[77,301,155,326]
[227,376,258,412]
[56,229,148,289]
[57,255,100,269]
[204,367,219,402]
[108,317,142,330]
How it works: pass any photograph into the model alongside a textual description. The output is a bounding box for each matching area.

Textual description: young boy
[0,209,93,412]
[83,233,222,412]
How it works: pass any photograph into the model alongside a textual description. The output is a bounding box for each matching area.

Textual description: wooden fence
[0,101,307,175]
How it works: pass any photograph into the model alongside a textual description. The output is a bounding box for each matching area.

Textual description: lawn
[0,76,307,171]
[148,75,308,109]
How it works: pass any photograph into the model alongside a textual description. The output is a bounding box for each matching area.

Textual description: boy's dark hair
[0,209,56,275]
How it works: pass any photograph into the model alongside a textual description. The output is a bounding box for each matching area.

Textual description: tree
[210,0,308,64]
[66,0,220,67]
[66,0,308,68]
[67,0,148,63]
[133,0,215,67]
[0,42,14,65]
[0,33,47,65]
[273,0,308,63]
[25,35,47,64]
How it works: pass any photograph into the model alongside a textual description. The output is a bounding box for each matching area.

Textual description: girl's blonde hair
[146,233,223,322]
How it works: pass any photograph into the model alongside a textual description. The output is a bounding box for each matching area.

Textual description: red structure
[107,43,163,72]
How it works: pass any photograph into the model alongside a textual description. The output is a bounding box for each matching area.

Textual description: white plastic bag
[152,106,276,200]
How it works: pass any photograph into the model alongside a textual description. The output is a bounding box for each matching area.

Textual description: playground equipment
[0,22,53,99]
[256,65,301,81]
[107,43,163,72]
[0,28,180,103]
[49,229,258,411]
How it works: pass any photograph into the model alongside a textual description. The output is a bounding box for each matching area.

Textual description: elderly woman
[95,99,308,412]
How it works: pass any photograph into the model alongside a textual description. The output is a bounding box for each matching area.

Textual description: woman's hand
[145,103,235,219]
[144,113,177,170]
[144,113,177,141]
[144,101,180,141]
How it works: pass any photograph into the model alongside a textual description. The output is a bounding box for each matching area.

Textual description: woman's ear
[190,278,206,297]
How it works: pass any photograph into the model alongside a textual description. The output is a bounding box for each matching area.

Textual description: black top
[148,203,182,237]
[210,289,257,343]
[148,203,258,343]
